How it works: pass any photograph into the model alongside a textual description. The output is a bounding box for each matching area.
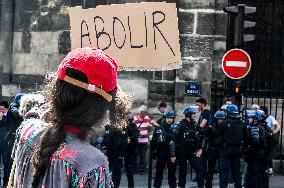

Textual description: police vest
[206,123,223,148]
[222,119,244,146]
[154,123,173,144]
[179,120,199,147]
[104,126,128,149]
[247,124,268,149]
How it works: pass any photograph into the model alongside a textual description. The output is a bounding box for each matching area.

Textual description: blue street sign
[185,82,201,97]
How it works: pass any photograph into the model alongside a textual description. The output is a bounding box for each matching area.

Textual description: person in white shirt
[260,105,281,176]
[260,106,281,134]
[132,105,157,174]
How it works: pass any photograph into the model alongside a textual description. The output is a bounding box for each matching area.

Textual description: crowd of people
[0,47,281,188]
[99,98,281,188]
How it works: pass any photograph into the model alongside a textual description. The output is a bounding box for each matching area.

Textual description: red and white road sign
[222,49,252,79]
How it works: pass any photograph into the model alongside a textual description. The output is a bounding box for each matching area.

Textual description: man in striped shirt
[133,105,157,175]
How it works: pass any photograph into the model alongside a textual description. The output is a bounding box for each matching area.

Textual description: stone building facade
[0,0,227,117]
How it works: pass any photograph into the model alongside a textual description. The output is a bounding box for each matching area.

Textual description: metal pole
[174,0,179,111]
[0,66,2,102]
[233,5,245,106]
[82,0,87,9]
[280,99,284,172]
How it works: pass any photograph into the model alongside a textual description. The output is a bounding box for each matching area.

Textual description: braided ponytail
[31,124,65,187]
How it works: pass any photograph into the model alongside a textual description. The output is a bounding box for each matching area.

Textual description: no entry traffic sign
[222,49,251,79]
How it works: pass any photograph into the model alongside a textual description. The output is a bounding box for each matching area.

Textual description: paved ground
[120,172,284,188]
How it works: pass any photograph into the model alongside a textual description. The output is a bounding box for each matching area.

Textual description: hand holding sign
[69,2,181,70]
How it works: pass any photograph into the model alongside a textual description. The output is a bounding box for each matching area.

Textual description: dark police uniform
[103,125,128,188]
[0,113,9,185]
[103,119,139,188]
[204,120,223,188]
[175,119,204,188]
[124,118,140,188]
[157,115,164,126]
[244,120,272,188]
[219,117,244,188]
[152,119,176,188]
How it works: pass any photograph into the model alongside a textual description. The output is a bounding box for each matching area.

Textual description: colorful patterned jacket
[8,118,113,188]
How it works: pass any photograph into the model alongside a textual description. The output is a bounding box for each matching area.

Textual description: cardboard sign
[68,2,181,70]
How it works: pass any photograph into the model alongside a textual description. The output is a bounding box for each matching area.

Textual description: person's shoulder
[176,119,186,128]
[205,109,212,116]
[179,119,187,124]
[267,115,277,121]
[202,109,210,114]
[132,116,140,124]
[170,123,178,130]
[63,137,108,176]
[226,118,241,123]
[141,116,152,124]
[144,116,152,122]
[201,109,211,118]
[16,119,48,145]
[53,142,112,188]
[10,103,19,111]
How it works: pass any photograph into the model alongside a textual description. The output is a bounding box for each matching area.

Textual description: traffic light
[224,4,256,47]
[233,81,245,105]
[235,85,241,94]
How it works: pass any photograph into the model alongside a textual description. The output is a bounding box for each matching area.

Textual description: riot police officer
[204,110,225,188]
[175,106,204,188]
[103,124,128,188]
[219,104,244,188]
[152,110,176,188]
[125,117,140,188]
[243,110,272,188]
[102,117,140,188]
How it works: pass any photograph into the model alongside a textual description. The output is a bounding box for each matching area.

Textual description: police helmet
[183,105,199,117]
[244,109,255,118]
[247,110,262,121]
[214,111,226,119]
[164,110,176,118]
[226,104,239,114]
[258,109,266,120]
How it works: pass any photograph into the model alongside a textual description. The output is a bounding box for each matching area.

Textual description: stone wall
[173,0,227,119]
[0,0,228,118]
[0,0,70,99]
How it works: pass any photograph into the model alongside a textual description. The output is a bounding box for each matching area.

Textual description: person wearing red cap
[8,48,132,188]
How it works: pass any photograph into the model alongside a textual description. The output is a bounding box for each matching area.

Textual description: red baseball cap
[57,48,118,102]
